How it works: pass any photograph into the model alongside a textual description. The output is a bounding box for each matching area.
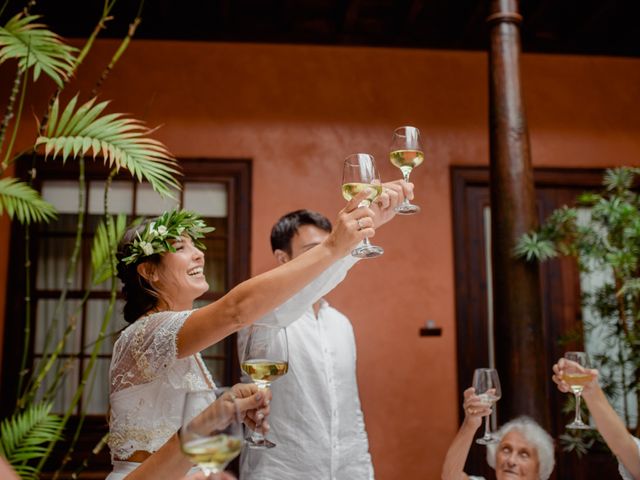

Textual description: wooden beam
[487,0,550,429]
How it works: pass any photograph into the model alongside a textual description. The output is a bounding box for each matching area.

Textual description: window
[1,157,251,476]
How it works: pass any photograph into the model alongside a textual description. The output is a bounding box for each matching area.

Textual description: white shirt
[239,257,374,480]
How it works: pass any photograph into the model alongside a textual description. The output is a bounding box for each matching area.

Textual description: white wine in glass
[341,153,384,258]
[563,351,592,430]
[180,389,243,478]
[241,324,289,448]
[472,368,502,445]
[390,126,423,214]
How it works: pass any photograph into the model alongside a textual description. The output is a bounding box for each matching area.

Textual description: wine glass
[472,368,502,445]
[179,388,243,479]
[389,126,424,214]
[563,351,592,429]
[341,153,384,258]
[240,324,289,448]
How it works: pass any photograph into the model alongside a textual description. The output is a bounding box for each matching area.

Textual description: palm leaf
[0,14,76,87]
[0,402,64,479]
[91,214,128,285]
[0,177,57,224]
[36,96,182,198]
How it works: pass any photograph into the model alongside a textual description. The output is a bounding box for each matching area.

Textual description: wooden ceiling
[6,0,640,57]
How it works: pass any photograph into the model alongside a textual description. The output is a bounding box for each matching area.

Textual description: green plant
[0,1,182,477]
[516,166,640,451]
[0,402,64,480]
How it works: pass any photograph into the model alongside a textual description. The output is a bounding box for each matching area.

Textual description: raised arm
[552,359,640,479]
[255,178,414,329]
[177,190,375,357]
[442,387,492,480]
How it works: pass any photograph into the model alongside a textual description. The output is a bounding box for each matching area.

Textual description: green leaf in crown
[121,209,215,265]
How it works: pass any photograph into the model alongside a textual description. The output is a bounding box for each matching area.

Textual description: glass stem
[401,170,411,205]
[359,204,372,245]
[574,392,582,423]
[250,384,269,441]
[483,414,492,440]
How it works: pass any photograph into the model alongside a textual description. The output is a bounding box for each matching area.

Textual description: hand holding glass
[563,351,592,430]
[472,368,502,445]
[180,389,243,479]
[241,324,289,448]
[341,153,384,258]
[389,126,423,214]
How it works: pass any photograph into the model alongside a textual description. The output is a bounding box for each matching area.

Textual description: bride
[106,182,412,479]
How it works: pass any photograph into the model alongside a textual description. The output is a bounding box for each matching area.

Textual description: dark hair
[270,209,332,255]
[116,220,162,323]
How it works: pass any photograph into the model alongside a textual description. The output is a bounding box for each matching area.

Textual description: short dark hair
[270,210,332,255]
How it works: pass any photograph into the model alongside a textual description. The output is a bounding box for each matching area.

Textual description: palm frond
[0,402,64,479]
[0,177,57,224]
[91,214,127,285]
[36,96,182,198]
[0,13,76,87]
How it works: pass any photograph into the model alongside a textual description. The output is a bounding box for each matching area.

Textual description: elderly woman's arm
[442,387,491,480]
[553,359,640,479]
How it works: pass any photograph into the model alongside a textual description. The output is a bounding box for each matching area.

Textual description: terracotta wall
[2,40,640,478]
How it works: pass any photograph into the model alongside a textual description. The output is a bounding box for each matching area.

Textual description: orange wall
[2,40,640,478]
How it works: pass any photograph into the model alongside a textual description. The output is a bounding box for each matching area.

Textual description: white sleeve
[257,254,359,328]
[618,436,640,480]
[354,394,375,479]
[237,255,358,363]
[110,310,192,392]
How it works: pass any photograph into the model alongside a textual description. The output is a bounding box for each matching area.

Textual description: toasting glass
[563,351,592,430]
[389,126,424,214]
[240,324,289,448]
[179,389,243,479]
[341,153,384,258]
[472,368,502,445]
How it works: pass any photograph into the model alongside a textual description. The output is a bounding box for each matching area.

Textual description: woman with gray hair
[442,387,555,480]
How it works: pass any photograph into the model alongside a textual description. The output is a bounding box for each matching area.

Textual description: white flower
[140,241,154,256]
[157,225,168,236]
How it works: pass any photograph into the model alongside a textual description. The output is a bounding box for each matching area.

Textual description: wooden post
[487,0,550,428]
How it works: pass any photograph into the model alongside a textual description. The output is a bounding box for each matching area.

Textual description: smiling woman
[104,190,385,479]
[442,387,555,480]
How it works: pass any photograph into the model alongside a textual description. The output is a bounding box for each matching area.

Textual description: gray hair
[486,416,555,480]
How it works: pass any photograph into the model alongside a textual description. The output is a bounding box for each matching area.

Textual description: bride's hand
[325,189,376,256]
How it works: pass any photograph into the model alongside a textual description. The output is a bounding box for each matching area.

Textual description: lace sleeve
[110,310,193,393]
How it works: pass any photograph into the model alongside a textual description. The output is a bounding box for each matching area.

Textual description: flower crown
[120,209,215,265]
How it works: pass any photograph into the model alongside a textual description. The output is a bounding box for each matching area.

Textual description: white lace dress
[106,310,216,479]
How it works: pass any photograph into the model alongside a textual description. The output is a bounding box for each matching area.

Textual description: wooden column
[487,0,550,428]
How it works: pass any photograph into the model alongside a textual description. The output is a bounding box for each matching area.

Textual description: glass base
[476,435,498,445]
[352,244,384,258]
[566,420,592,430]
[247,437,276,449]
[395,202,420,215]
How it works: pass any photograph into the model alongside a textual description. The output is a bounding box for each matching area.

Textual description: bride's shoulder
[116,310,194,343]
